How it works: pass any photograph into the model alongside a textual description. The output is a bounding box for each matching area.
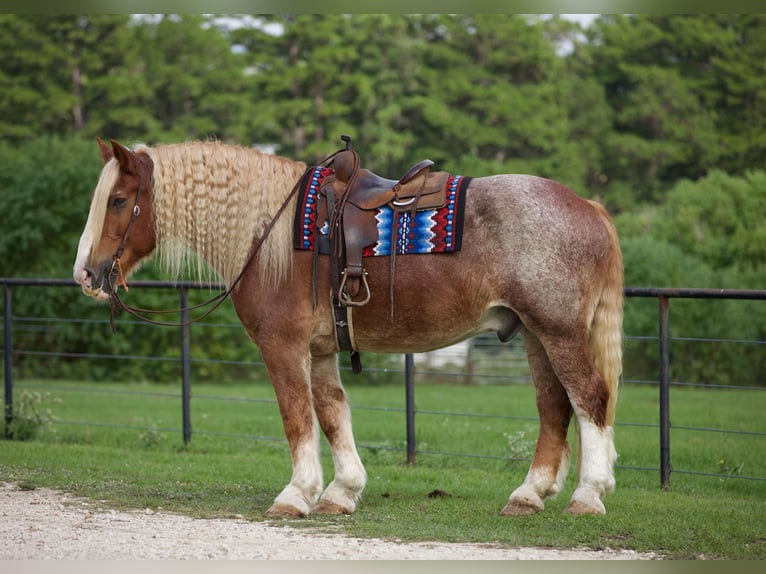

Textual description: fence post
[405,353,416,464]
[659,296,671,489]
[4,285,12,439]
[180,286,192,445]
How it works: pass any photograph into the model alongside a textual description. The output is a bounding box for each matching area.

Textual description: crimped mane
[142,142,307,287]
[83,158,120,260]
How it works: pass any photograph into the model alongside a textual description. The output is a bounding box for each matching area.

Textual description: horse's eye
[111,197,127,209]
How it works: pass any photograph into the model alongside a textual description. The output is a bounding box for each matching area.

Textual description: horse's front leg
[260,345,324,518]
[310,353,367,514]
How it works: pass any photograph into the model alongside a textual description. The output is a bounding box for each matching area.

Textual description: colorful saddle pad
[294,166,470,256]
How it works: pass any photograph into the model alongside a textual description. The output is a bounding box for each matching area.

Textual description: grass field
[2,379,765,559]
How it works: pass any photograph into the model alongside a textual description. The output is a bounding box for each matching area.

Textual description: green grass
[2,380,765,559]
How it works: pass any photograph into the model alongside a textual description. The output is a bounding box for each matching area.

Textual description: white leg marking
[507,469,549,511]
[272,434,324,515]
[508,439,571,504]
[318,443,367,512]
[506,439,572,514]
[569,422,616,514]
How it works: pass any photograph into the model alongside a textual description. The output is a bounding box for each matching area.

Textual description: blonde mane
[141,142,307,287]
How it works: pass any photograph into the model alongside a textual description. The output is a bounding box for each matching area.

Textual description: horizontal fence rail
[3,277,766,489]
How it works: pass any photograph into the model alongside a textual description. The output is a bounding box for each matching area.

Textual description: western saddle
[313,136,449,372]
[315,136,449,308]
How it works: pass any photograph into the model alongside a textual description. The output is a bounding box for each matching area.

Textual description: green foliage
[135,15,251,142]
[1,13,764,193]
[620,235,766,386]
[2,14,766,386]
[615,168,766,385]
[654,170,766,272]
[581,14,766,207]
[0,135,103,277]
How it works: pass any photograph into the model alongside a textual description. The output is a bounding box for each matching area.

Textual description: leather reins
[106,148,345,330]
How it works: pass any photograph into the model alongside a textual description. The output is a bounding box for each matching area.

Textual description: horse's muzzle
[75,262,114,301]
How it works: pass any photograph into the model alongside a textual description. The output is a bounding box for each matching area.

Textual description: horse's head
[73,139,156,300]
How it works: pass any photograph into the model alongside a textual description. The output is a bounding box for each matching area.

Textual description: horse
[73,138,623,517]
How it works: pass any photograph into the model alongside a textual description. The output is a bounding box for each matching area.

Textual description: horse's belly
[352,302,521,354]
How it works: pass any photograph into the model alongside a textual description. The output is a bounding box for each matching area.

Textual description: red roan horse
[74,139,623,516]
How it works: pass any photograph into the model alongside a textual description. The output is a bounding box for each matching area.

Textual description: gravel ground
[0,482,659,560]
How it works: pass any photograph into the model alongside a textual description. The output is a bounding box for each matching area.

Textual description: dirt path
[0,483,658,560]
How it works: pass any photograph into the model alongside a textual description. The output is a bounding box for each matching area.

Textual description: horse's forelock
[83,159,120,260]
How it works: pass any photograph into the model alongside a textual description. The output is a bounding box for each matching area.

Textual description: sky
[561,14,599,27]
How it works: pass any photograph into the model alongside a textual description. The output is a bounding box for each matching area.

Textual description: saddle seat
[332,150,441,210]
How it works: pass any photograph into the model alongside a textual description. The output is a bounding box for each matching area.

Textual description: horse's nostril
[82,265,106,291]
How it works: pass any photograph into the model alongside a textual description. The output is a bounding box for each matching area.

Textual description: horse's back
[464,174,616,281]
[468,174,609,240]
[345,173,619,352]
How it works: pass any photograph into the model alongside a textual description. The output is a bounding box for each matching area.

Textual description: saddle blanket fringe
[293,166,471,256]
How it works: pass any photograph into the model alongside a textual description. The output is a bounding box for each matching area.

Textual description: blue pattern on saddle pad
[371,209,436,256]
[293,166,470,256]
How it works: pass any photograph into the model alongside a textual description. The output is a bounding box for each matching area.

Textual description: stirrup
[339,270,371,307]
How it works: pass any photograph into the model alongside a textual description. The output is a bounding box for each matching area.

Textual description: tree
[231,15,351,160]
[580,15,766,209]
[655,170,766,273]
[616,169,766,278]
[620,235,766,386]
[704,15,766,174]
[0,15,81,140]
[0,15,152,142]
[232,14,426,168]
[135,14,251,143]
[402,14,577,181]
[581,15,721,207]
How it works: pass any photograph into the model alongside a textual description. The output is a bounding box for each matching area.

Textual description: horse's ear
[110,140,137,175]
[97,137,113,164]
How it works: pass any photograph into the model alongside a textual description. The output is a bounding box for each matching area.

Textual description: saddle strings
[107,148,345,330]
[328,148,360,257]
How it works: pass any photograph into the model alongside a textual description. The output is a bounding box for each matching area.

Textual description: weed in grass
[717,458,744,476]
[17,480,37,491]
[4,391,60,441]
[503,428,535,463]
[56,430,94,445]
[138,425,166,448]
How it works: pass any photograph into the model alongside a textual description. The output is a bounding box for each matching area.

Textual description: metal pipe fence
[3,277,766,488]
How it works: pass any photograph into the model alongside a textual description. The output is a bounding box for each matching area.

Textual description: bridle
[107,176,144,296]
[105,147,345,330]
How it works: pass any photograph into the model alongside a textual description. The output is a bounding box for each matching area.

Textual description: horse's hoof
[500,499,543,516]
[265,503,308,518]
[564,500,605,515]
[312,500,353,515]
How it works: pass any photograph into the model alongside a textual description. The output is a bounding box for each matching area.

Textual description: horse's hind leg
[536,332,616,515]
[502,330,573,515]
[310,353,367,514]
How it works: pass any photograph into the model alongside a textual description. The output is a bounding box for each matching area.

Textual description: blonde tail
[587,200,624,427]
